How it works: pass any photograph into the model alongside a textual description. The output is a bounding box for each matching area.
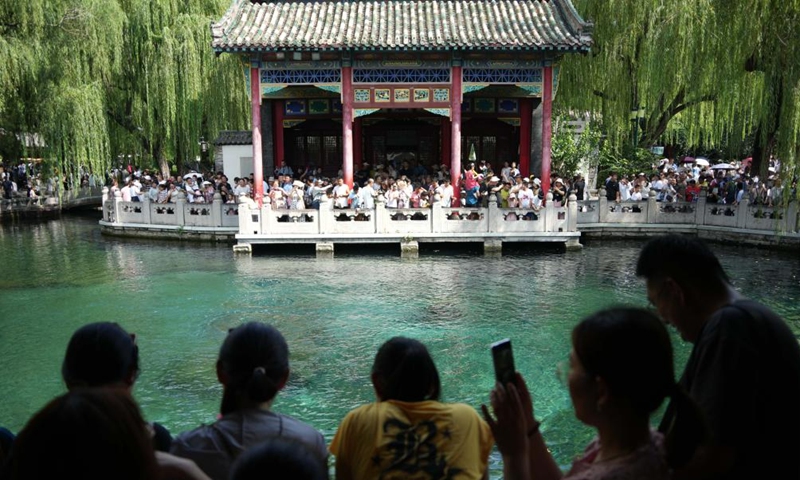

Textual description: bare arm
[482,374,562,480]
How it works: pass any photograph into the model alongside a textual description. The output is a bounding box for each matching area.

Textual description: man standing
[605,172,620,203]
[637,235,800,480]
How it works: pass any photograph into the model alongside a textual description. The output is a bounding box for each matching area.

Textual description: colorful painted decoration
[498,99,519,113]
[285,100,307,115]
[309,99,330,114]
[394,89,410,102]
[413,89,430,102]
[354,89,371,103]
[474,98,496,113]
[375,89,391,102]
[433,88,450,102]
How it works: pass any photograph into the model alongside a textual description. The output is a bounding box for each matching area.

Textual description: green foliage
[551,116,603,179]
[0,0,248,181]
[597,145,656,183]
[559,0,800,174]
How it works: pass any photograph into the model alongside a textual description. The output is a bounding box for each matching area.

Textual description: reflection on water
[1,215,798,474]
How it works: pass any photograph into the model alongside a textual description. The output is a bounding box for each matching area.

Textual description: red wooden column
[541,65,553,199]
[441,117,451,170]
[519,98,533,178]
[273,100,285,172]
[341,65,354,187]
[250,65,264,206]
[353,117,363,172]
[450,65,462,202]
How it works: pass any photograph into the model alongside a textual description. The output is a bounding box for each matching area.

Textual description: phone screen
[491,338,516,386]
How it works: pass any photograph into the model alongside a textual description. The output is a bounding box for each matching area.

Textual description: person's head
[8,389,158,480]
[62,323,139,391]
[568,308,674,426]
[371,337,440,402]
[636,235,731,341]
[217,322,290,415]
[230,437,327,480]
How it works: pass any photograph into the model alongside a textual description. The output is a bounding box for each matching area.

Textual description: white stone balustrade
[103,188,799,237]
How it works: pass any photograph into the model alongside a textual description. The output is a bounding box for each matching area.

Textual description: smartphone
[491,338,516,386]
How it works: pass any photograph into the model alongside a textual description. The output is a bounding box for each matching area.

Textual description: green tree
[0,0,248,181]
[550,115,603,179]
[559,0,800,176]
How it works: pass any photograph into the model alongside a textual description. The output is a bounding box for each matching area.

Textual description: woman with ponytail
[171,322,327,480]
[330,337,494,480]
[484,308,706,480]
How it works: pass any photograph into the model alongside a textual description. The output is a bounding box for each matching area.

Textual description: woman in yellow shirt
[330,337,493,480]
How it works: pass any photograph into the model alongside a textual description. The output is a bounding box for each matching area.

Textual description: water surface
[1,214,798,473]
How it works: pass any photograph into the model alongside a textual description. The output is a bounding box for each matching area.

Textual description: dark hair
[636,235,730,294]
[372,337,441,402]
[572,307,705,468]
[62,323,139,389]
[8,389,159,480]
[230,438,326,480]
[218,322,289,415]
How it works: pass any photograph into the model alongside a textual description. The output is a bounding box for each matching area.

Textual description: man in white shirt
[232,178,251,198]
[131,180,143,202]
[517,183,535,209]
[332,178,350,209]
[619,177,631,201]
[359,179,376,209]
[120,181,133,202]
[439,179,453,207]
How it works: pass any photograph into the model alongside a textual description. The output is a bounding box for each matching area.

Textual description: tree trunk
[152,141,169,179]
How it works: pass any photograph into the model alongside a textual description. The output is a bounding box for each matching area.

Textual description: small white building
[213,131,253,180]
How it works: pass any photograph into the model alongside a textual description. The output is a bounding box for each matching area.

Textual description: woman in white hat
[289,180,306,210]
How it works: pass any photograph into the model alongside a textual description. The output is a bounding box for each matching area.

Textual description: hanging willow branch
[558,0,800,174]
[0,0,248,182]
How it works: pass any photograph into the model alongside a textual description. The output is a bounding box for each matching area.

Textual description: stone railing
[580,188,799,233]
[101,188,239,228]
[237,192,575,237]
[100,185,799,242]
[1,185,104,212]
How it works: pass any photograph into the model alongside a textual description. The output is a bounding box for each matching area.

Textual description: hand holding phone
[491,338,516,387]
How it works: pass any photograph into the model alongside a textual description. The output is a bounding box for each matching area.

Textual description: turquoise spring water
[1,214,798,474]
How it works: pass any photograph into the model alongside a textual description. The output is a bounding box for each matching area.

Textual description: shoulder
[172,423,218,453]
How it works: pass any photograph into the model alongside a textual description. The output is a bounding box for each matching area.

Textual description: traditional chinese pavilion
[211,0,592,203]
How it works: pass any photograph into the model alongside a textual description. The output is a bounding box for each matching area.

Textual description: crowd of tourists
[602,156,796,207]
[0,235,798,480]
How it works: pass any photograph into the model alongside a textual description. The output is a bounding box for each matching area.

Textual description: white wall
[222,145,254,180]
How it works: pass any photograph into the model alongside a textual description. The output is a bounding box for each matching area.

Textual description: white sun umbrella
[183,172,203,180]
[710,163,735,170]
[695,158,710,166]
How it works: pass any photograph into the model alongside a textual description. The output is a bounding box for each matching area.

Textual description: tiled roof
[211,0,592,53]
[214,130,252,146]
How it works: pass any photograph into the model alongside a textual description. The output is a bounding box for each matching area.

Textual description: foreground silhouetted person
[485,308,703,480]
[62,322,172,451]
[330,336,493,480]
[637,234,800,480]
[230,437,327,480]
[6,389,161,480]
[170,322,327,480]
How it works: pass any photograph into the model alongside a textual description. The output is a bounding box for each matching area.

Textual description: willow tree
[559,0,800,175]
[0,0,248,181]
